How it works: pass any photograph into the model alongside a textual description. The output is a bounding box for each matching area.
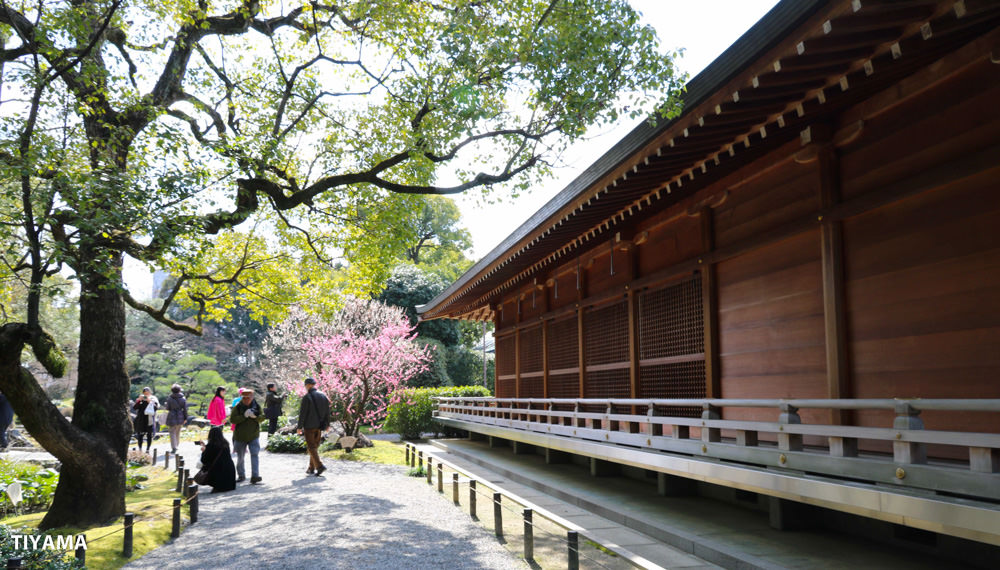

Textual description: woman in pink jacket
[207,386,228,427]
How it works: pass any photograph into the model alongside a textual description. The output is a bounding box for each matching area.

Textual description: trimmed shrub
[127,449,152,467]
[266,434,307,453]
[384,385,491,440]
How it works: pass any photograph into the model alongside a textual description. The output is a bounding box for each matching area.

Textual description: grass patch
[3,466,184,569]
[320,440,406,466]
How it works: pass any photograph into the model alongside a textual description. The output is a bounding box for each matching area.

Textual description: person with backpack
[164,384,188,454]
[296,377,331,477]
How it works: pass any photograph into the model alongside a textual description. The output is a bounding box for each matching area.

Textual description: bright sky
[457,0,781,259]
[125,1,780,296]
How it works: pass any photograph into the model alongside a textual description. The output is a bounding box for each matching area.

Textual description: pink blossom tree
[290,311,431,438]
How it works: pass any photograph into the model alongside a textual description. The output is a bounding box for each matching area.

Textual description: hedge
[384,385,491,440]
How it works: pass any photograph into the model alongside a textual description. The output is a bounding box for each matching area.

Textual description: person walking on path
[164,384,188,454]
[263,383,284,436]
[207,386,227,428]
[198,426,236,493]
[0,393,13,451]
[132,387,159,452]
[296,377,331,477]
[230,388,265,484]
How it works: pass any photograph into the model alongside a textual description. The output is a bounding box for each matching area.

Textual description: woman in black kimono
[199,426,237,492]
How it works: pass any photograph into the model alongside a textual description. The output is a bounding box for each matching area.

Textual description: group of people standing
[131,384,190,454]
[191,379,332,494]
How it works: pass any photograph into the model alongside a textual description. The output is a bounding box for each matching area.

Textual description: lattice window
[547,317,578,370]
[584,301,628,366]
[642,361,705,418]
[495,334,516,377]
[548,373,579,401]
[520,376,544,398]
[495,377,515,398]
[637,275,706,416]
[519,326,543,374]
[639,276,703,359]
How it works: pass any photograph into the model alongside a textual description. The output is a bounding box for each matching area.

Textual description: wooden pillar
[818,139,850,425]
[515,298,521,399]
[700,207,721,399]
[627,290,640,400]
[542,319,550,398]
[577,259,587,399]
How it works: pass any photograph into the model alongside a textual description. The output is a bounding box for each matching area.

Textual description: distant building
[420,0,1000,558]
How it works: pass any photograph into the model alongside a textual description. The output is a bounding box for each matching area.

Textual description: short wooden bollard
[405,444,410,465]
[123,512,134,558]
[493,492,503,538]
[523,508,534,562]
[469,479,477,519]
[452,473,459,505]
[437,462,443,493]
[426,457,433,484]
[176,466,184,492]
[171,498,181,538]
[568,530,579,570]
[6,557,21,568]
[418,450,423,470]
[183,468,190,492]
[164,451,171,470]
[75,534,86,563]
[152,448,158,465]
[187,483,199,523]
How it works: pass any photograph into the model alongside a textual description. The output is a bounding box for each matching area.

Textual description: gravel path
[126,440,525,569]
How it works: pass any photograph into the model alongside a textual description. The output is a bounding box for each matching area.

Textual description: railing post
[777,403,803,451]
[453,473,459,505]
[427,457,433,484]
[893,402,926,464]
[567,530,579,570]
[470,479,477,519]
[171,498,181,538]
[123,512,134,558]
[701,403,721,443]
[647,403,663,437]
[418,450,423,471]
[523,508,534,562]
[164,451,171,470]
[152,448,158,465]
[405,443,410,465]
[437,461,444,493]
[187,483,198,523]
[493,492,503,538]
[176,465,184,492]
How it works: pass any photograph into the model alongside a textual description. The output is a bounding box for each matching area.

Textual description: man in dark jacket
[230,388,266,484]
[263,383,284,436]
[296,377,331,476]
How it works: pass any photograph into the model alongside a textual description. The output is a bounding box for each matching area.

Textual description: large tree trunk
[0,251,131,530]
[42,253,132,528]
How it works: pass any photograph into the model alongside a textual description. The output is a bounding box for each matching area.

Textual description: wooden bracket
[795,121,864,164]
[686,191,729,216]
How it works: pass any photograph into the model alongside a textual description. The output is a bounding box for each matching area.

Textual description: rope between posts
[421,453,616,569]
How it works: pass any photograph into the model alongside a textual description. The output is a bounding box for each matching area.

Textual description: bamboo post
[568,530,579,570]
[523,508,534,562]
[187,483,199,523]
[452,473,459,505]
[437,462,443,493]
[123,513,134,558]
[75,534,86,564]
[493,492,503,538]
[171,498,181,538]
[470,479,477,519]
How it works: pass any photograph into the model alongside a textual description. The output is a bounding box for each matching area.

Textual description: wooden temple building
[418,0,1000,556]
